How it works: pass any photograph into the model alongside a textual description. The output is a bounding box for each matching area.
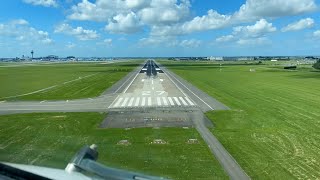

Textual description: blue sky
[0,0,320,57]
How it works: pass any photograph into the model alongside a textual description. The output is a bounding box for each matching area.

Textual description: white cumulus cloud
[66,0,318,37]
[139,36,178,47]
[68,0,191,34]
[233,19,276,38]
[179,39,201,48]
[216,35,234,42]
[0,19,53,45]
[313,30,320,38]
[150,0,317,36]
[139,0,190,25]
[237,37,270,45]
[54,23,99,40]
[281,18,314,32]
[150,10,231,36]
[105,12,142,34]
[216,19,276,45]
[23,0,58,7]
[233,0,317,21]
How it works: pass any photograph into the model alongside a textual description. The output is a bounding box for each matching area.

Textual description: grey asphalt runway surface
[0,60,249,179]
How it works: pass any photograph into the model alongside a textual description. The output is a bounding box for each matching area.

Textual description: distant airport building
[42,55,59,61]
[208,56,224,61]
[237,57,254,61]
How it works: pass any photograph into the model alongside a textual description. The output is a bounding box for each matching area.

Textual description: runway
[109,74,196,108]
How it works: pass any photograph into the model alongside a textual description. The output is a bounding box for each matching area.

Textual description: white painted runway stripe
[113,98,123,107]
[141,97,146,106]
[123,72,139,93]
[121,97,129,107]
[108,95,119,108]
[134,97,140,106]
[173,97,181,106]
[185,97,195,106]
[162,97,168,106]
[179,97,188,106]
[112,96,195,108]
[128,97,134,107]
[148,97,152,106]
[157,97,162,106]
[168,97,175,106]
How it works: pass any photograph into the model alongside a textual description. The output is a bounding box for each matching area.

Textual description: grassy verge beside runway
[162,60,320,179]
[0,112,227,179]
[0,61,141,101]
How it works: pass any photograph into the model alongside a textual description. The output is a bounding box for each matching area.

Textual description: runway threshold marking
[168,97,175,106]
[173,97,181,106]
[134,97,140,106]
[157,97,162,106]
[185,97,195,106]
[113,97,123,107]
[141,97,146,106]
[128,97,134,107]
[121,97,129,107]
[179,97,188,106]
[109,96,196,108]
[148,97,152,106]
[162,97,168,106]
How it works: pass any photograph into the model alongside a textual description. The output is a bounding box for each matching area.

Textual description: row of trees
[313,60,320,70]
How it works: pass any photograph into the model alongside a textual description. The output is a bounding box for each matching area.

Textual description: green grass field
[161,60,320,179]
[0,61,141,101]
[0,113,227,179]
